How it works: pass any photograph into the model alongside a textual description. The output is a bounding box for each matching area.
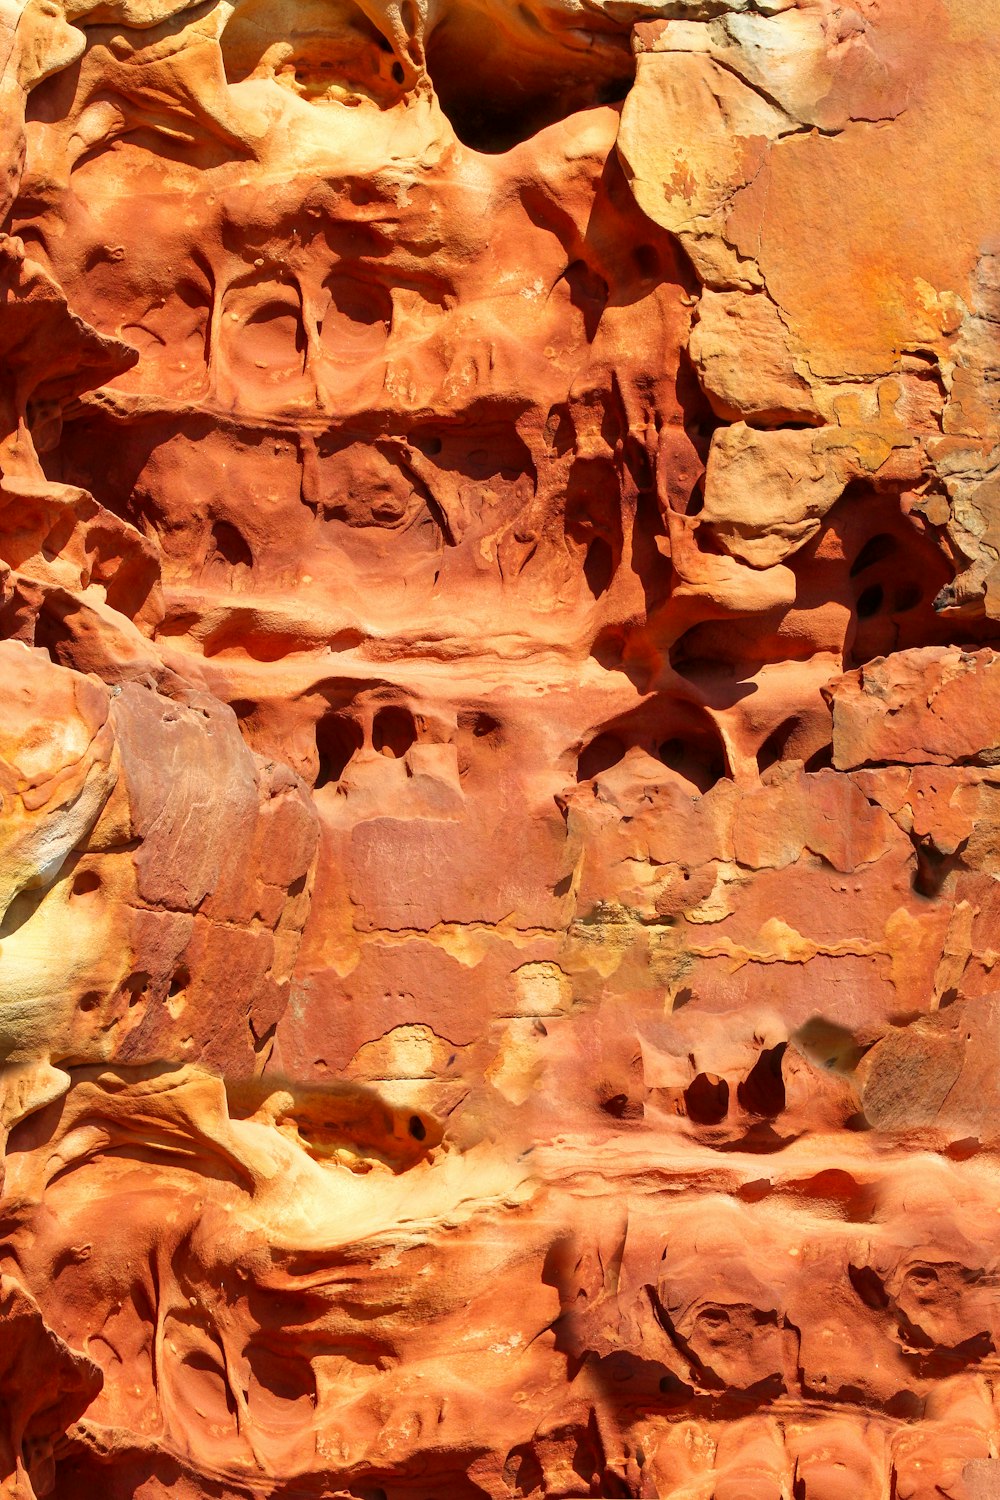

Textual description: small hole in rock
[856,583,884,619]
[583,537,614,598]
[756,719,799,776]
[737,1044,786,1118]
[913,838,953,899]
[316,713,364,787]
[848,1264,889,1310]
[562,259,609,342]
[72,870,101,896]
[125,971,150,1007]
[684,1072,729,1125]
[79,991,101,1012]
[600,1091,642,1121]
[391,61,405,84]
[210,520,253,569]
[804,744,834,772]
[946,1136,980,1160]
[169,968,189,999]
[657,735,725,794]
[850,533,897,577]
[408,1114,426,1141]
[893,583,922,613]
[425,20,635,153]
[373,705,417,758]
[577,732,626,782]
[634,244,660,280]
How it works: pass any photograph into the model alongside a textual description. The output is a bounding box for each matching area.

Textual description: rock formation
[1,0,1000,1494]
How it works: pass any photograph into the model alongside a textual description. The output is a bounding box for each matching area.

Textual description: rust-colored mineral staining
[2,1,1000,1496]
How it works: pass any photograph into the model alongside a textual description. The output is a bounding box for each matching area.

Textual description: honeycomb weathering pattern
[2,0,1000,1494]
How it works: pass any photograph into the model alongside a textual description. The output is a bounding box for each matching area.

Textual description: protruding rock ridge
[1,0,1000,1495]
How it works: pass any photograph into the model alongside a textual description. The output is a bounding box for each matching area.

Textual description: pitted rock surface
[1,1,1000,1496]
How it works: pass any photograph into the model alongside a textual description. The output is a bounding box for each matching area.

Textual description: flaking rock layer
[2,0,1000,1496]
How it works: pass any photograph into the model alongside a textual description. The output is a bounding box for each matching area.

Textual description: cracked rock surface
[1,0,1000,1495]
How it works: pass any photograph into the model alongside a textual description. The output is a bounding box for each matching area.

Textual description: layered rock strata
[1,0,1000,1496]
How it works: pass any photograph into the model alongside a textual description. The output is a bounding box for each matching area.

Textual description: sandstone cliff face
[1,0,1000,1496]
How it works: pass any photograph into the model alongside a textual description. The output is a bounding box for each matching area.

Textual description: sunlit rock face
[2,0,1000,1495]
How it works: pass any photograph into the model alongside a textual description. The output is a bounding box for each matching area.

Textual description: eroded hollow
[738,1045,787,1119]
[756,719,801,776]
[577,732,627,782]
[222,0,407,108]
[685,1073,729,1126]
[316,712,364,786]
[210,521,253,571]
[657,734,726,795]
[576,700,730,794]
[372,705,417,758]
[425,13,635,153]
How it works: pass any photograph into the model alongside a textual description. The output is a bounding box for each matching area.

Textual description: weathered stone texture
[1,0,1000,1496]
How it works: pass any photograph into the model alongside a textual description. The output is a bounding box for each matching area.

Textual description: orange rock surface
[2,0,1000,1495]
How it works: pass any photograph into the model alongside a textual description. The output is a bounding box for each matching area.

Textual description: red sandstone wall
[1,1,1000,1496]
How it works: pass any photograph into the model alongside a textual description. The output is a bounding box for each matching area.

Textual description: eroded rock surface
[1,0,1000,1495]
